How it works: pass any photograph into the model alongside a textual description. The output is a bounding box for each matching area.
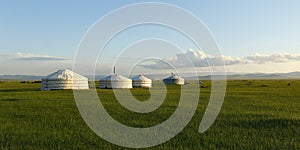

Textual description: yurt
[41,69,89,90]
[131,75,152,88]
[99,74,132,89]
[163,73,185,85]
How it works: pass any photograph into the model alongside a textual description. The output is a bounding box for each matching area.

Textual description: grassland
[0,80,299,149]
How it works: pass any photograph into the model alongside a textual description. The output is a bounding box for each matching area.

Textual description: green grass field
[0,80,299,149]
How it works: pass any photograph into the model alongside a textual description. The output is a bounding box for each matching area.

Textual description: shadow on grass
[231,118,300,129]
[0,88,40,92]
[1,98,20,101]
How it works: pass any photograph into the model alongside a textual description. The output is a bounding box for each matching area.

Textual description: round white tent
[41,69,89,90]
[99,74,132,89]
[163,73,185,85]
[131,75,152,88]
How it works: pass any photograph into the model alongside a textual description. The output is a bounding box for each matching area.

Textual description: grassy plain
[0,80,299,149]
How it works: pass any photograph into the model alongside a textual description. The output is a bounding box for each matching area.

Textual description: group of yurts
[41,67,185,90]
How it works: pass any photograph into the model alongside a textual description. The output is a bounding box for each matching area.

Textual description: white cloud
[1,50,300,75]
[138,59,176,70]
[142,48,245,69]
[245,53,300,64]
[140,49,300,71]
[0,52,72,75]
[15,52,70,61]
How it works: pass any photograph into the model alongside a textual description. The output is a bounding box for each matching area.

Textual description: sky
[0,0,300,75]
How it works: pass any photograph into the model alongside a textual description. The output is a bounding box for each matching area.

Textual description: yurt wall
[41,69,89,90]
[131,75,152,88]
[163,73,185,85]
[99,74,132,89]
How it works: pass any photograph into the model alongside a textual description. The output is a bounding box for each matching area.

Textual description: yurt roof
[100,74,131,81]
[131,75,152,81]
[43,69,87,80]
[164,74,184,80]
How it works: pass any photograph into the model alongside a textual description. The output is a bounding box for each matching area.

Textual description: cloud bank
[0,52,72,75]
[0,52,70,62]
[245,53,300,64]
[15,52,70,61]
[1,51,299,75]
[141,49,300,69]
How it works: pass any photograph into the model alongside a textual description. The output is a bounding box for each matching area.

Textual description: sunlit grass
[0,80,299,149]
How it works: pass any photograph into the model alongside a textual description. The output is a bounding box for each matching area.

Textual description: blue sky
[1,0,300,75]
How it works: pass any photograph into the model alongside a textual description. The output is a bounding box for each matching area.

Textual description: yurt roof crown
[43,69,87,80]
[100,66,131,81]
[165,72,183,79]
[101,74,131,81]
[131,75,152,81]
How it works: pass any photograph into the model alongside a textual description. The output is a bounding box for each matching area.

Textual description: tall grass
[0,80,299,149]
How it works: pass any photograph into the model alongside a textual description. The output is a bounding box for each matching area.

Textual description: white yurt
[163,73,185,85]
[41,69,89,90]
[99,74,132,89]
[131,75,152,88]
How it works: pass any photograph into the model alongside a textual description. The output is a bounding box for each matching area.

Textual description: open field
[0,80,299,149]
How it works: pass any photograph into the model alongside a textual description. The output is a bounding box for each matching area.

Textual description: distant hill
[234,71,300,79]
[193,71,300,80]
[0,75,44,81]
[1,71,299,80]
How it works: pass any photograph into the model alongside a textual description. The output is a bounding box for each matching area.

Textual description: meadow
[0,80,299,149]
